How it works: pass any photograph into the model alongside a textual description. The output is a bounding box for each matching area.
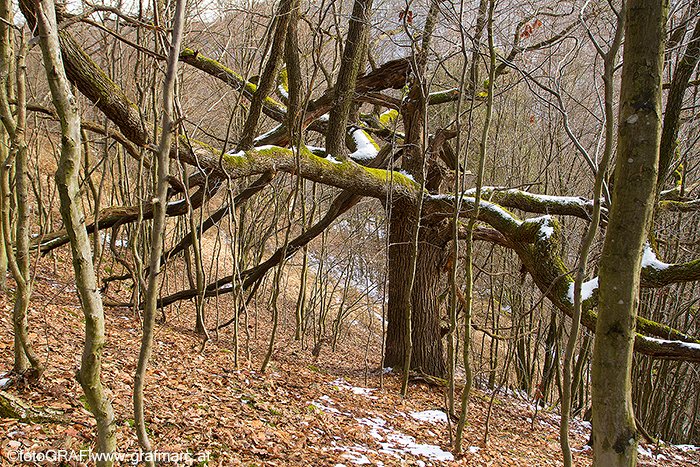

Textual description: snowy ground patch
[318,380,454,464]
[357,416,454,462]
[331,379,378,399]
[410,410,448,424]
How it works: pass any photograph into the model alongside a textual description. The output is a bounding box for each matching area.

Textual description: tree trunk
[33,0,116,462]
[237,0,291,151]
[385,202,446,377]
[592,0,668,465]
[384,0,446,381]
[133,0,186,461]
[561,4,623,463]
[326,0,373,159]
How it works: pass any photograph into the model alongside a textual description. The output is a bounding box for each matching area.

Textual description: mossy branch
[431,195,700,362]
[0,390,69,424]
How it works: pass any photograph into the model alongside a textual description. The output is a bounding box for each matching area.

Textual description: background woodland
[1,0,700,465]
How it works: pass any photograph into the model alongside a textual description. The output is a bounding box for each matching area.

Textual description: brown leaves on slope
[0,256,698,466]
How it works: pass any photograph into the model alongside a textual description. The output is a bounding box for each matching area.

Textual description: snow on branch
[466,186,601,220]
[349,129,380,161]
[636,335,700,362]
[181,141,419,202]
[425,196,700,362]
[642,243,670,271]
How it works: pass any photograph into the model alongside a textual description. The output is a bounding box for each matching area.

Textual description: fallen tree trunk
[0,390,68,424]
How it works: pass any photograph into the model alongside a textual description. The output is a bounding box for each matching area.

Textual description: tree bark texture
[33,0,116,463]
[592,0,668,465]
[384,203,447,377]
[562,5,625,464]
[326,0,373,158]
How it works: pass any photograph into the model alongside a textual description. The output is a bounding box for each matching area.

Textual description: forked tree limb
[153,145,394,309]
[445,197,700,361]
[21,0,700,364]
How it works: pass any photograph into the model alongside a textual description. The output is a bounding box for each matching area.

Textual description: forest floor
[1,252,699,466]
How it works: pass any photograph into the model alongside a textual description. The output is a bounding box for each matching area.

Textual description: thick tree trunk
[385,203,446,377]
[592,0,668,465]
[326,0,373,159]
[384,0,447,381]
[561,4,624,464]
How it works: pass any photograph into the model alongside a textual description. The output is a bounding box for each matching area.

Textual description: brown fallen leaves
[0,254,698,467]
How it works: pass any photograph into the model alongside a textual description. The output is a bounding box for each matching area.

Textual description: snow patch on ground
[357,416,454,462]
[317,373,697,467]
[310,400,347,415]
[331,379,378,399]
[318,381,454,464]
[638,444,653,457]
[410,410,447,424]
[341,450,371,465]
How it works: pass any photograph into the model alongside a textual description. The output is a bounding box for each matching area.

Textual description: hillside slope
[0,258,698,466]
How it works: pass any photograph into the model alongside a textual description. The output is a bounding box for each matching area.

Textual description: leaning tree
[15,3,698,374]
[5,0,700,462]
[16,0,700,371]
